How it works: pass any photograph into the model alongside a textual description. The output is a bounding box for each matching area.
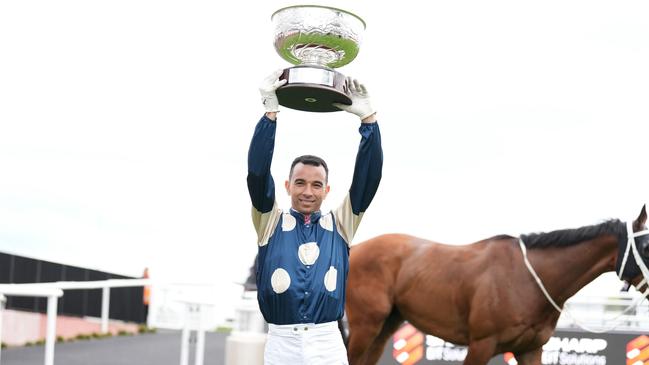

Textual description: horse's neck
[535,234,619,304]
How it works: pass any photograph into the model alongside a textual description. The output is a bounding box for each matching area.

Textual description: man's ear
[285,180,290,194]
[325,185,330,194]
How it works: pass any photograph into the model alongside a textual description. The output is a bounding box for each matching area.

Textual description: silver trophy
[271,5,366,112]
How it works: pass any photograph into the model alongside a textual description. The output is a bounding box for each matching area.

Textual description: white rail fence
[0,279,218,365]
[5,279,153,334]
[0,285,64,365]
[557,291,649,331]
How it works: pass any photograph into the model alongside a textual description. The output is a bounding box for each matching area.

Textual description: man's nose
[302,185,314,196]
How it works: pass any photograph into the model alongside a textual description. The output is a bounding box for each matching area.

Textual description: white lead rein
[518,221,649,334]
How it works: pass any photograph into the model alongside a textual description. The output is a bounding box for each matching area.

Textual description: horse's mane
[520,219,625,248]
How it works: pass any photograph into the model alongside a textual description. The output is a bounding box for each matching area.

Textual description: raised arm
[349,119,382,216]
[247,70,286,245]
[247,114,277,214]
[333,78,383,245]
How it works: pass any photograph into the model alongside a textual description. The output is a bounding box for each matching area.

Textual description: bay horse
[344,205,649,365]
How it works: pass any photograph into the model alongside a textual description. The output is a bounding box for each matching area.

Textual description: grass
[137,324,157,334]
[17,325,151,347]
[75,334,92,341]
[91,332,112,339]
[215,326,233,334]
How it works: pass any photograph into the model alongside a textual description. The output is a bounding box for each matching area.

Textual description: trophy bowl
[271,5,366,112]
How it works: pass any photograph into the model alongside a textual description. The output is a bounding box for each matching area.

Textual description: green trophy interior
[276,32,359,69]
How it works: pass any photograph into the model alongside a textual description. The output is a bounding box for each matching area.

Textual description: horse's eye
[642,239,649,257]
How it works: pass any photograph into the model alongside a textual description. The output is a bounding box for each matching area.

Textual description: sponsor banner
[626,335,649,365]
[378,323,649,365]
[393,323,425,365]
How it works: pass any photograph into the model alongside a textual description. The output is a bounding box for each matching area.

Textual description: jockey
[247,70,383,365]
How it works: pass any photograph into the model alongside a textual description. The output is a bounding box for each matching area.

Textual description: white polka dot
[282,214,296,231]
[271,268,291,294]
[319,214,333,231]
[298,242,320,265]
[324,266,337,292]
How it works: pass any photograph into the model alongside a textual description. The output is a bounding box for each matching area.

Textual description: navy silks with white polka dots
[247,115,383,325]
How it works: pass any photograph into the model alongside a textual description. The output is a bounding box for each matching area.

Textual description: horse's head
[625,204,649,288]
[633,204,649,256]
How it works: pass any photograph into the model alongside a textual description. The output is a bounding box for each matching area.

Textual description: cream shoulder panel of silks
[333,194,364,247]
[251,202,282,247]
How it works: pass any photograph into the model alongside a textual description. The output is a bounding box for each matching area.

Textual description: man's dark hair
[289,155,329,181]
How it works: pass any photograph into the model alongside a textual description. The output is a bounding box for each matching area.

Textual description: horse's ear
[635,204,647,228]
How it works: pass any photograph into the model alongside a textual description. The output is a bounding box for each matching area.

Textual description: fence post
[179,327,190,365]
[101,287,110,333]
[195,330,205,365]
[1,293,5,365]
[45,295,58,365]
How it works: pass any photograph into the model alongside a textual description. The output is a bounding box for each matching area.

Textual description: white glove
[333,77,375,120]
[259,69,287,112]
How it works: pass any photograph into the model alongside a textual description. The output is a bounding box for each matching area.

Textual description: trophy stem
[300,46,333,67]
[300,61,333,70]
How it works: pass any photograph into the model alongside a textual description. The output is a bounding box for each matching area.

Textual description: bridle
[518,220,649,333]
[617,221,649,291]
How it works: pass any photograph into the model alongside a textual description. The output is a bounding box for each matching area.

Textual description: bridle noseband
[617,221,649,291]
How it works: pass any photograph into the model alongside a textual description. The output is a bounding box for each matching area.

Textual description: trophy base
[277,66,351,113]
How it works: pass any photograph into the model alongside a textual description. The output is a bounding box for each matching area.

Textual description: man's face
[285,163,330,215]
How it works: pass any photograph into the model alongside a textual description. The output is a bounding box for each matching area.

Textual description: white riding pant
[264,321,348,365]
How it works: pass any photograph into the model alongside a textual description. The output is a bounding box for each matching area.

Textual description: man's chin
[296,205,316,214]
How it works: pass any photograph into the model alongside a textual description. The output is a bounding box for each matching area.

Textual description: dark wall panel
[61,266,87,317]
[0,254,12,282]
[86,270,110,317]
[9,256,39,311]
[0,252,144,323]
[35,261,64,311]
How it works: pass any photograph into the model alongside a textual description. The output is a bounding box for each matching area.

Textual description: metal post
[101,287,110,333]
[179,327,190,365]
[45,295,58,365]
[1,294,6,365]
[194,330,205,365]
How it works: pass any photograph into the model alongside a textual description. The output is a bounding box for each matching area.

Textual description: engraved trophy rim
[271,4,366,29]
[271,4,366,69]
